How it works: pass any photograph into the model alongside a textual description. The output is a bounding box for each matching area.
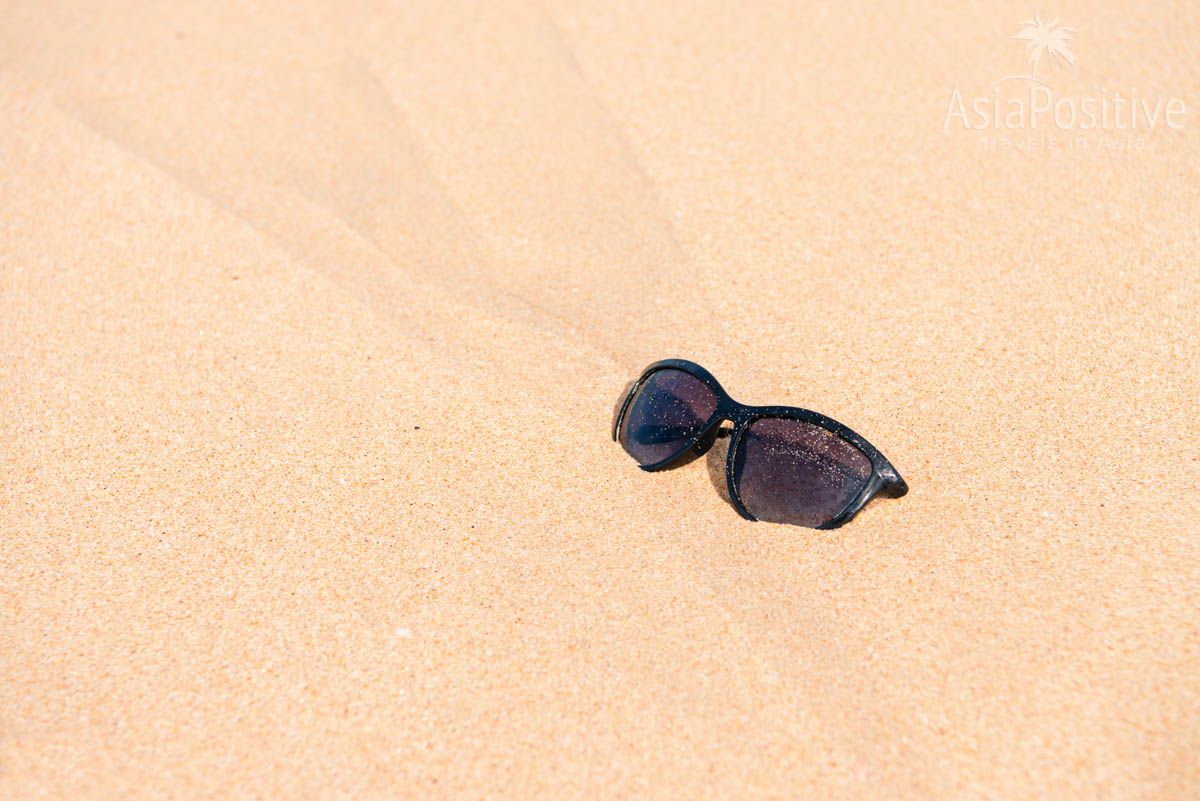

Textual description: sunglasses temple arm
[877,464,909,498]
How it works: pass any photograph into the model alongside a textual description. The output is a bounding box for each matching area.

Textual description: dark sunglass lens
[734,417,872,528]
[619,369,719,466]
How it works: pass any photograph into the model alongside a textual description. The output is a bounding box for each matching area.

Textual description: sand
[1,1,1197,798]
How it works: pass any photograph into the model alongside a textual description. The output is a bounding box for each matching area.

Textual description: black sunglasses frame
[612,359,908,529]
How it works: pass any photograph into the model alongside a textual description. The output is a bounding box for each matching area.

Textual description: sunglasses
[613,359,908,529]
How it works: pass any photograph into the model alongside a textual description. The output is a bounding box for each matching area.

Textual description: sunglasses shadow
[703,426,734,505]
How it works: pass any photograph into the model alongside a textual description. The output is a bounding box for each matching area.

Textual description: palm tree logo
[995,14,1076,86]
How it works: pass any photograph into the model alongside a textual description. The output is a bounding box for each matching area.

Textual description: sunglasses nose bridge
[688,413,731,457]
[715,392,746,417]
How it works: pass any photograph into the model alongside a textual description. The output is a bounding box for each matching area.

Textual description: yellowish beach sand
[2,1,1197,797]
